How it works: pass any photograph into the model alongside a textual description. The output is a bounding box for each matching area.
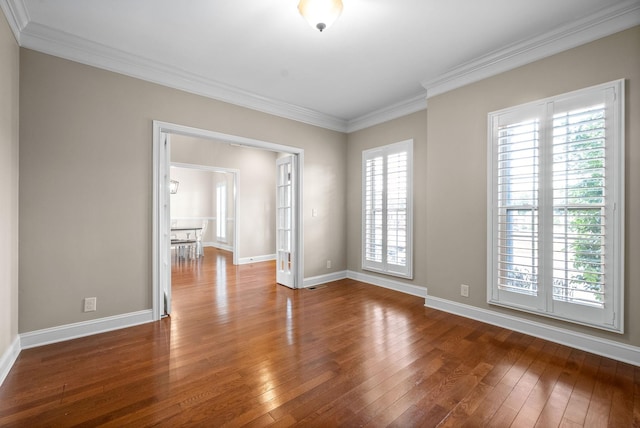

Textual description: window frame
[362,139,414,279]
[487,79,625,333]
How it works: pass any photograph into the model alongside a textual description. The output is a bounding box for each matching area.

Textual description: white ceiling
[2,0,639,131]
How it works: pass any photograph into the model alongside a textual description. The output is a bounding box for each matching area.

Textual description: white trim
[425,295,640,367]
[347,270,427,298]
[19,310,154,349]
[238,254,276,265]
[347,93,428,133]
[13,18,347,132]
[207,242,234,252]
[0,0,28,42]
[171,216,216,221]
[422,1,640,98]
[303,271,348,288]
[0,336,21,386]
[347,271,639,366]
[152,121,164,320]
[3,1,637,131]
[172,161,239,175]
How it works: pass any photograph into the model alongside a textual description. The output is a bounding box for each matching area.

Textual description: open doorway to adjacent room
[152,121,304,320]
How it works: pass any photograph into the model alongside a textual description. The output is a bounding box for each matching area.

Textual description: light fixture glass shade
[298,0,343,32]
[169,179,179,194]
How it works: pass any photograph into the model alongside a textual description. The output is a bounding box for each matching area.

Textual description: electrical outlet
[460,284,469,297]
[84,297,97,312]
[326,260,332,269]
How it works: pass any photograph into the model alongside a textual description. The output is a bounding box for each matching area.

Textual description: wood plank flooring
[1,247,638,427]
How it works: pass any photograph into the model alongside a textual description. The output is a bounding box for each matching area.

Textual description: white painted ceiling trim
[0,0,27,42]
[14,21,350,132]
[346,93,428,133]
[2,0,639,133]
[422,0,640,98]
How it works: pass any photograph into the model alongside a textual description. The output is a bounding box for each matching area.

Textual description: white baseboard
[347,270,428,298]
[20,310,154,349]
[345,271,639,366]
[238,254,276,265]
[425,295,640,367]
[303,270,347,288]
[0,336,21,387]
[207,242,233,252]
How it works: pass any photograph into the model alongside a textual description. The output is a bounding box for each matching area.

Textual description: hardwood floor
[1,247,638,427]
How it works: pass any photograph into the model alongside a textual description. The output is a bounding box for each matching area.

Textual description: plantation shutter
[363,140,413,279]
[488,80,624,332]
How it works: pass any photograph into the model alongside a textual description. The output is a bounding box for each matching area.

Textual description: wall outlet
[460,284,469,298]
[84,297,97,312]
[326,260,332,269]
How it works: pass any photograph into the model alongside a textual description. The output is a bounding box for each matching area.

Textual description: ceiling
[1,0,639,131]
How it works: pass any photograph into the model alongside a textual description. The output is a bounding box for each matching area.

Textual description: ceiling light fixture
[298,0,343,32]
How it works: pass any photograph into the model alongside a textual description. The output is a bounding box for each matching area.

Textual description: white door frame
[152,120,304,320]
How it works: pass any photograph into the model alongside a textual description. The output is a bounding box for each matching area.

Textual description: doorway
[152,121,304,320]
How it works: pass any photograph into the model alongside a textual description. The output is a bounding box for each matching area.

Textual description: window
[488,80,624,332]
[362,140,413,279]
[216,181,227,242]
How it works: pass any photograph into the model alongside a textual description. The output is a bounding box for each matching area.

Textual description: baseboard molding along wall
[4,272,638,388]
[237,254,276,265]
[0,336,21,387]
[20,310,154,350]
[347,270,428,298]
[425,295,640,367]
[343,270,639,366]
[303,270,347,288]
[207,242,233,252]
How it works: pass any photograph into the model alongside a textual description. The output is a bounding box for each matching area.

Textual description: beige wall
[16,17,636,351]
[0,12,19,360]
[348,27,639,347]
[19,49,347,332]
[171,135,278,258]
[427,26,639,346]
[347,110,428,285]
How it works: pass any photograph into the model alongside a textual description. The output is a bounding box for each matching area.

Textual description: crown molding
[15,19,349,132]
[346,92,428,133]
[0,0,28,43]
[3,0,639,132]
[421,0,640,99]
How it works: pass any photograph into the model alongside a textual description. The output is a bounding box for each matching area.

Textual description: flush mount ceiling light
[298,0,343,32]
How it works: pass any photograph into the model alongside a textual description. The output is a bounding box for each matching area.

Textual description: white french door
[276,155,296,288]
[159,132,172,315]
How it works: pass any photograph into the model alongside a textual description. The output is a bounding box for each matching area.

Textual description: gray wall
[19,49,347,332]
[0,11,19,361]
[347,27,640,347]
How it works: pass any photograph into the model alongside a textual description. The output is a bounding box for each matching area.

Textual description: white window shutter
[488,80,624,332]
[362,140,413,279]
